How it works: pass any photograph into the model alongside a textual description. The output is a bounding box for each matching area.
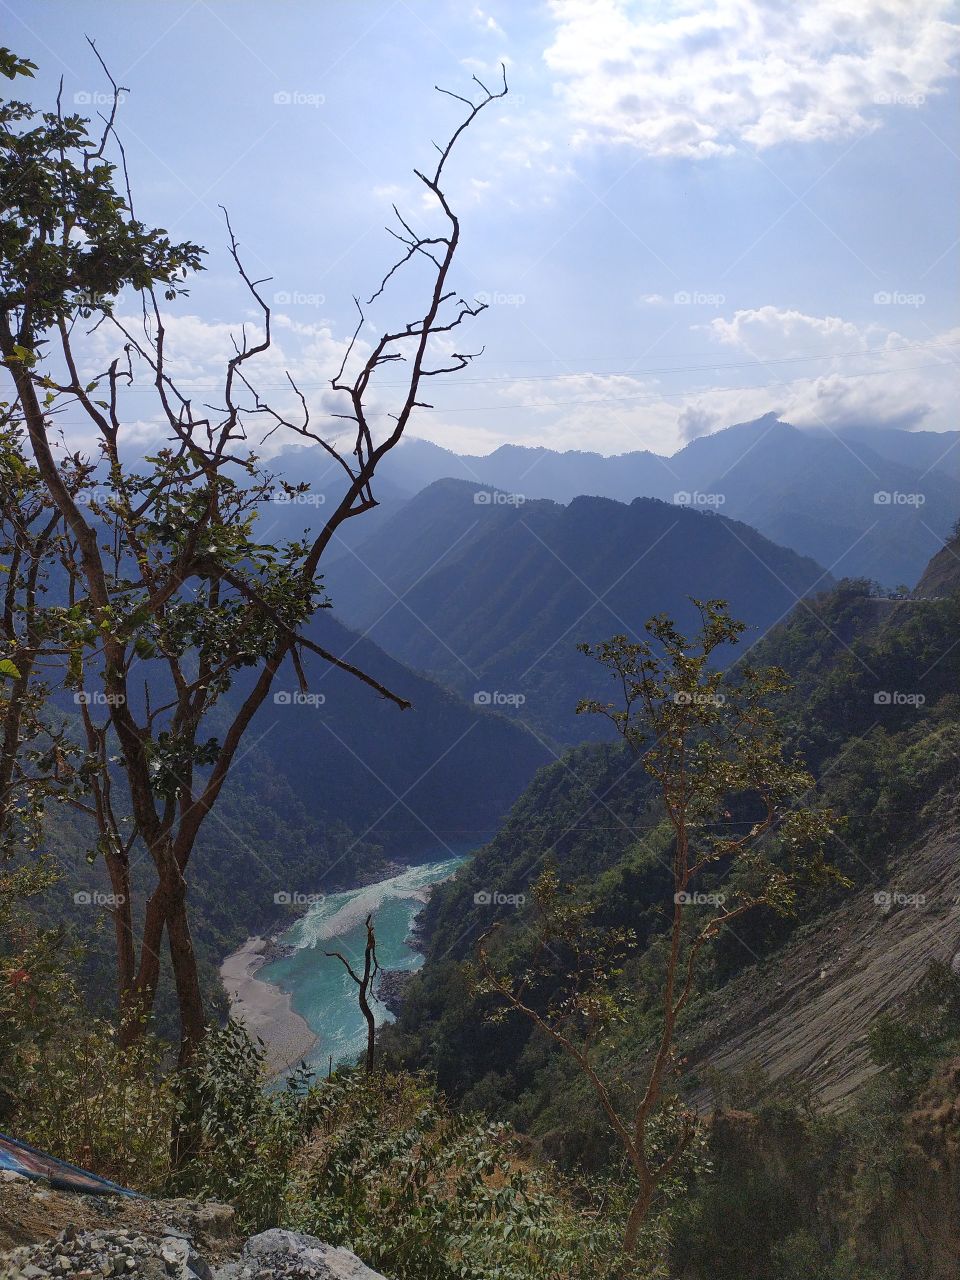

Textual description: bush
[13,1018,175,1192]
[173,1020,318,1231]
[289,1069,639,1280]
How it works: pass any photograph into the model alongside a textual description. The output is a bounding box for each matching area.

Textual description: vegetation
[2,34,960,1280]
[0,45,507,1066]
[474,601,835,1254]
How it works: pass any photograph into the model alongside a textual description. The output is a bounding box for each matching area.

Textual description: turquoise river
[259,854,467,1071]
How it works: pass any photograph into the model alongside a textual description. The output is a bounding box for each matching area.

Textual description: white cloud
[543,0,960,158]
[71,309,390,457]
[416,308,959,456]
[472,6,507,39]
[701,305,871,357]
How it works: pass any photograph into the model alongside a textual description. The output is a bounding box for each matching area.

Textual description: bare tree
[326,913,380,1075]
[0,44,507,1063]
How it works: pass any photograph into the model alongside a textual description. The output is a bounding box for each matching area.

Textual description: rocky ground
[0,1174,385,1280]
[687,803,960,1109]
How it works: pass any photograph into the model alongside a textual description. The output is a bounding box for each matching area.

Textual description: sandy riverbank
[219,936,318,1079]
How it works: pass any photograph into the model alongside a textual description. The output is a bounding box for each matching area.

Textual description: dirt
[0,1175,239,1259]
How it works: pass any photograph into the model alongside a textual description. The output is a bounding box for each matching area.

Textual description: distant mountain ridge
[275,415,960,588]
[325,479,833,742]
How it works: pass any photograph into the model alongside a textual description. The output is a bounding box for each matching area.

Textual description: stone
[219,1229,387,1279]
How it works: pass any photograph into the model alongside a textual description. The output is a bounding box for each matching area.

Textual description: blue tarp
[0,1132,137,1196]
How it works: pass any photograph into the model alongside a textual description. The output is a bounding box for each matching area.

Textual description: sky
[9,0,960,458]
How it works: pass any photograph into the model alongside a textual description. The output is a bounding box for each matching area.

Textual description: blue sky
[10,0,960,456]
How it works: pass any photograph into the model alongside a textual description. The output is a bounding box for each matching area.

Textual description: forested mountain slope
[325,480,831,741]
[312,416,960,587]
[384,568,960,1158]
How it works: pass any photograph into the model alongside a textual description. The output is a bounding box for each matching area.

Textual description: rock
[215,1229,387,1279]
[0,1178,381,1280]
[374,968,413,1015]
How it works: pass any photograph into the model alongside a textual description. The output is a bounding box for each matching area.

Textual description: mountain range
[271,414,959,589]
[323,478,832,742]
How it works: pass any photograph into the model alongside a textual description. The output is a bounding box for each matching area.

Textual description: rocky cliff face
[914,531,960,598]
[0,1174,386,1280]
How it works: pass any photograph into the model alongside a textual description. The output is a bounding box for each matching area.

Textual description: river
[258,854,466,1072]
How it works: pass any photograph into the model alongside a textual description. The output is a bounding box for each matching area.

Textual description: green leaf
[0,658,20,679]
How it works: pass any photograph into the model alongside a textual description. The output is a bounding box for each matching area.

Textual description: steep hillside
[915,526,960,597]
[684,797,960,1109]
[327,480,831,742]
[384,576,960,1156]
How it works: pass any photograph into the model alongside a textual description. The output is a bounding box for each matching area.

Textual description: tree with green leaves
[477,599,837,1256]
[0,41,507,1065]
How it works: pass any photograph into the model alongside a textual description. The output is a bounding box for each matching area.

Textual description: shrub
[13,1018,175,1192]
